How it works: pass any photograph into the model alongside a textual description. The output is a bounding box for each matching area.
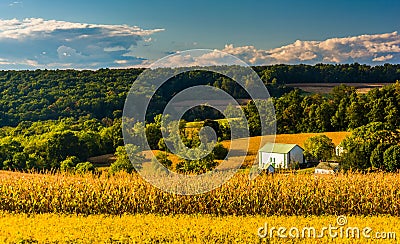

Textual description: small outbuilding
[258,143,305,169]
[315,162,339,174]
[261,163,275,173]
[335,145,344,157]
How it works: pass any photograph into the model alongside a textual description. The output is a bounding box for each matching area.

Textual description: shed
[261,163,275,173]
[315,162,339,174]
[258,143,304,169]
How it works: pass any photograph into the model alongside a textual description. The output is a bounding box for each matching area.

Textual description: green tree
[370,143,388,170]
[154,151,172,168]
[383,145,400,172]
[145,123,162,149]
[100,118,123,153]
[203,119,222,140]
[157,138,170,152]
[45,130,81,168]
[275,90,303,133]
[0,139,25,170]
[340,143,370,171]
[315,101,334,132]
[212,143,228,160]
[303,135,335,162]
[346,93,367,129]
[60,156,80,172]
[78,131,102,158]
[330,85,356,130]
[176,153,217,174]
[244,101,262,136]
[340,122,400,171]
[109,144,143,174]
[3,152,28,171]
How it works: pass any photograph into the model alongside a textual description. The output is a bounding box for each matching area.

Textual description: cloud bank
[222,32,400,65]
[0,18,164,69]
[0,18,398,69]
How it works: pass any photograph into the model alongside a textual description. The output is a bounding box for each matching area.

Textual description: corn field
[0,170,399,216]
[1,214,398,243]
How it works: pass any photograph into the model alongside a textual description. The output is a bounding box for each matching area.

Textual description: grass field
[287,83,393,94]
[185,118,233,128]
[0,213,398,243]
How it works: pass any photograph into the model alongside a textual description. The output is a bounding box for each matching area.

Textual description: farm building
[315,162,339,174]
[335,144,344,156]
[260,163,275,173]
[258,143,305,169]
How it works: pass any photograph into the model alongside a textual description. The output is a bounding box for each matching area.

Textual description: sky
[0,0,399,69]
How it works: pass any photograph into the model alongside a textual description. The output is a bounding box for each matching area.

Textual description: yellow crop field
[0,213,398,243]
[0,169,399,243]
[275,131,349,146]
[0,170,399,216]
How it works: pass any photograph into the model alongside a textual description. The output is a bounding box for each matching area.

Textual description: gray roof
[258,143,302,154]
[315,162,339,170]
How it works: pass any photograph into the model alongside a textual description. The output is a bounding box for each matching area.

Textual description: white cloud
[104,46,127,52]
[114,60,129,64]
[372,54,394,62]
[0,18,164,69]
[0,18,163,40]
[8,1,22,7]
[1,18,399,69]
[222,32,400,65]
[146,32,400,68]
[149,49,246,68]
[0,58,12,65]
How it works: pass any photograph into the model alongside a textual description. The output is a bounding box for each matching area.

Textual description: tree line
[0,117,124,173]
[1,63,399,126]
[271,82,400,134]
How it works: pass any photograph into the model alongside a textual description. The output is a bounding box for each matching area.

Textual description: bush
[155,152,172,168]
[60,156,80,172]
[176,154,217,174]
[158,138,170,152]
[212,143,228,160]
[75,162,95,174]
[109,145,143,174]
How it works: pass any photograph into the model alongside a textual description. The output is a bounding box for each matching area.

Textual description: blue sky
[0,0,399,69]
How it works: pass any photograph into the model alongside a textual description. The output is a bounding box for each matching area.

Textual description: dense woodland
[0,63,400,172]
[0,63,399,126]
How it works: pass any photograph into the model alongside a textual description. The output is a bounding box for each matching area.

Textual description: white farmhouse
[258,143,305,169]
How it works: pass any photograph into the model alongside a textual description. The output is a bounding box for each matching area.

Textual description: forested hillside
[0,69,142,126]
[0,64,400,172]
[254,63,400,84]
[1,63,399,127]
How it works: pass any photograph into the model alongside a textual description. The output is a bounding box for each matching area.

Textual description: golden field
[1,169,400,243]
[0,170,399,216]
[0,213,398,243]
